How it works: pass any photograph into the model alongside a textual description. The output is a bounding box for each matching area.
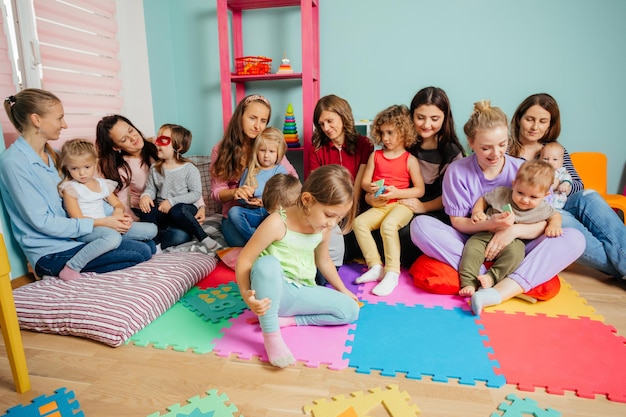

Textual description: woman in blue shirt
[0,88,152,278]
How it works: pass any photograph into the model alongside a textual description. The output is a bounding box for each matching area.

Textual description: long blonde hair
[243,127,286,188]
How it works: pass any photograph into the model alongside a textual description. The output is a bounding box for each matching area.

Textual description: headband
[244,94,270,106]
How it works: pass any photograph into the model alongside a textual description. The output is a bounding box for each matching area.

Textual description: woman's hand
[158,199,172,213]
[484,221,517,260]
[139,195,154,213]
[243,289,271,316]
[399,197,426,214]
[233,185,255,202]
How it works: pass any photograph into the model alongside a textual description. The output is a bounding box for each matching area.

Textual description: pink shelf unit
[216,0,320,177]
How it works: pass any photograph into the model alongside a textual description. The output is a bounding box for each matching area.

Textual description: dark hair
[409,86,466,174]
[211,94,272,181]
[509,93,561,158]
[312,94,360,154]
[4,88,62,167]
[96,114,157,193]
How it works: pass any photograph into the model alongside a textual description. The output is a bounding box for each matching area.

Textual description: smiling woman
[0,89,153,279]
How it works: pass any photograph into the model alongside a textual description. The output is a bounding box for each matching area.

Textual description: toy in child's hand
[502,204,513,213]
[374,179,386,197]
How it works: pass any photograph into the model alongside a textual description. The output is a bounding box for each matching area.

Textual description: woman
[509,93,625,279]
[310,94,373,266]
[411,100,585,314]
[0,89,152,278]
[96,114,201,249]
[370,87,465,266]
[211,94,297,247]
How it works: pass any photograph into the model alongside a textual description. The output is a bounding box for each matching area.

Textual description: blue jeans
[227,206,268,242]
[69,222,158,271]
[221,216,247,247]
[250,255,359,333]
[35,239,153,277]
[561,190,626,278]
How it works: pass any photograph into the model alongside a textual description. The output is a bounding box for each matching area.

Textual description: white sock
[372,271,400,296]
[201,236,221,252]
[155,243,163,254]
[471,288,502,315]
[355,264,384,284]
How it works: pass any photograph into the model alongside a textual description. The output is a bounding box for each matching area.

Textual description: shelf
[227,0,316,11]
[230,73,303,82]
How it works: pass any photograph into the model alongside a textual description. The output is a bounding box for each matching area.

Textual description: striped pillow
[12,252,217,347]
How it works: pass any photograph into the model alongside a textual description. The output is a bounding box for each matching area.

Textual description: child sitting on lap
[539,142,572,209]
[459,160,562,298]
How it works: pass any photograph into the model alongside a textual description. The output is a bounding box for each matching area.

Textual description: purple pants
[410,216,586,292]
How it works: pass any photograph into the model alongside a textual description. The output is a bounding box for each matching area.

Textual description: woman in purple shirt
[410,100,585,314]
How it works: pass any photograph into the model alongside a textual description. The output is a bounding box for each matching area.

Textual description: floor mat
[479,311,626,402]
[146,388,240,417]
[345,302,506,387]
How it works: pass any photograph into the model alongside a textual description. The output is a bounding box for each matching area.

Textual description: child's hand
[243,289,271,316]
[544,224,563,237]
[368,182,381,194]
[246,197,263,208]
[158,199,172,213]
[195,206,206,224]
[380,185,398,199]
[234,185,255,202]
[139,196,154,213]
[557,181,571,194]
[471,211,488,223]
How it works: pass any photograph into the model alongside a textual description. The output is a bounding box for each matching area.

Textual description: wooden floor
[1,264,626,417]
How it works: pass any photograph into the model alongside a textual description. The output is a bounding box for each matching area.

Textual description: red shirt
[308,135,373,180]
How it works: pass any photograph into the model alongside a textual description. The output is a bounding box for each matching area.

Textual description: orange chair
[570,152,626,225]
[0,233,30,393]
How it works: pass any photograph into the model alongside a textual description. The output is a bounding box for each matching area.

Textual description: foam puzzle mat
[146,389,241,417]
[1,388,84,417]
[127,261,626,403]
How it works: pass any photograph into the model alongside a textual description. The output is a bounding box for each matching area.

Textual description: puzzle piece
[344,303,505,387]
[2,387,84,417]
[303,384,420,417]
[181,284,247,323]
[128,294,230,354]
[484,277,603,320]
[490,394,561,417]
[147,389,241,417]
[479,311,626,402]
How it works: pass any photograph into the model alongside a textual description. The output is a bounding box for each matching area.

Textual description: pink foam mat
[212,310,354,370]
[343,265,468,310]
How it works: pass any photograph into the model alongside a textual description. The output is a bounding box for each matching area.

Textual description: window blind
[33,0,122,143]
[0,8,18,148]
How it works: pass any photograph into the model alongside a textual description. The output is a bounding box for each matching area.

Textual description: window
[1,0,123,147]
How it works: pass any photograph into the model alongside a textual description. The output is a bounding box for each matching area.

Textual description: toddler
[227,127,289,241]
[539,142,572,209]
[57,139,157,280]
[139,124,220,253]
[353,105,425,296]
[459,160,563,298]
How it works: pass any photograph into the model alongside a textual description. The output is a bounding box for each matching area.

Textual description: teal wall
[144,0,626,192]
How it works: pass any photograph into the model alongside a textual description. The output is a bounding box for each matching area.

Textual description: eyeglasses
[155,136,172,146]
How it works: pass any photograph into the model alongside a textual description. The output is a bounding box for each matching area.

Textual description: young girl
[57,139,158,281]
[353,105,425,296]
[235,164,360,368]
[227,127,289,241]
[139,124,220,253]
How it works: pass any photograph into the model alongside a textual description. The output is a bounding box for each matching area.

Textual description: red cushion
[409,254,560,300]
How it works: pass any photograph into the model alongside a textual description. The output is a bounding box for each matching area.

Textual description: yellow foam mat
[484,277,604,320]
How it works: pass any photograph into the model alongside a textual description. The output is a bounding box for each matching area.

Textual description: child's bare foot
[459,286,475,297]
[477,274,494,289]
[263,331,295,368]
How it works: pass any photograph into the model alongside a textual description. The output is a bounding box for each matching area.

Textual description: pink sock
[58,265,82,281]
[263,331,295,368]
